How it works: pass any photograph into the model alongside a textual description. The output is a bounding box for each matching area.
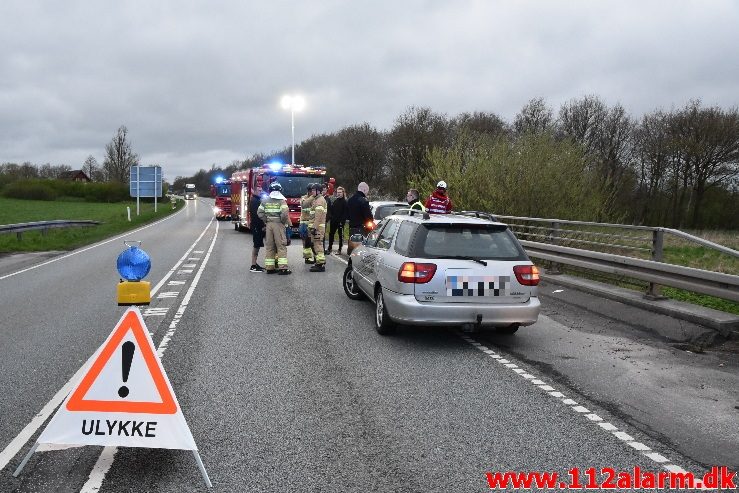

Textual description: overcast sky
[1,0,738,181]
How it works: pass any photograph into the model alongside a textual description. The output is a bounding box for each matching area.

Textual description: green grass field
[0,197,181,253]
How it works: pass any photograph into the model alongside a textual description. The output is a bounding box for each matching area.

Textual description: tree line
[221,97,737,230]
[1,125,141,188]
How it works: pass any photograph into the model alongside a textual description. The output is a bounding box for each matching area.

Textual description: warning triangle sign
[36,307,197,451]
[66,308,176,414]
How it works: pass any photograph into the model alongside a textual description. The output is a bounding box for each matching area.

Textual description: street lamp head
[281,94,306,112]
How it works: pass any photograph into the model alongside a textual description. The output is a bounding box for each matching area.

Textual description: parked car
[342,211,540,335]
[369,201,408,225]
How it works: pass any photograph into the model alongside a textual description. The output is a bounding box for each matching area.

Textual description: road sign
[16,307,211,487]
[129,166,162,198]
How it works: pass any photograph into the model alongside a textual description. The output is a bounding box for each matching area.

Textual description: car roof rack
[458,210,498,222]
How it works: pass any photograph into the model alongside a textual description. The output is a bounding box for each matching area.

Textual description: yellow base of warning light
[117,280,151,306]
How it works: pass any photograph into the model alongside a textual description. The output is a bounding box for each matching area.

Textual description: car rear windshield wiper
[446,256,488,266]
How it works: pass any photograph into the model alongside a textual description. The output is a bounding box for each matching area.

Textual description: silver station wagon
[342,211,541,335]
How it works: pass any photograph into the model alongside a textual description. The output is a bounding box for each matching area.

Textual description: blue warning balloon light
[117,244,151,281]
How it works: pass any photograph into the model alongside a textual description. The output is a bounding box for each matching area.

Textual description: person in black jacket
[327,186,348,254]
[347,181,373,236]
[248,191,266,272]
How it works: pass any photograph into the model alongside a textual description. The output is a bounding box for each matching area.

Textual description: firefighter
[308,183,327,272]
[300,184,316,264]
[257,182,292,275]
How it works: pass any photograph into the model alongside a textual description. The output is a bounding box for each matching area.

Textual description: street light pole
[281,94,305,165]
[290,106,295,166]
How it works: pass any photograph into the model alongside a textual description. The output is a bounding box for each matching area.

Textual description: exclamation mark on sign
[118,341,135,398]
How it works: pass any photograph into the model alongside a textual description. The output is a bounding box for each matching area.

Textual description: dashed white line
[458,334,695,476]
[142,307,169,316]
[0,217,214,477]
[80,220,220,492]
[157,292,179,299]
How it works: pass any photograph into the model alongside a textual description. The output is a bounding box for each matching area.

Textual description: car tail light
[513,265,540,286]
[398,262,437,284]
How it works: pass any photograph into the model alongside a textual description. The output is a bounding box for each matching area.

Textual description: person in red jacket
[425,180,453,214]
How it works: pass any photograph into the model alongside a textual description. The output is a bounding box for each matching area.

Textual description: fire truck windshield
[214,185,230,196]
[266,176,321,198]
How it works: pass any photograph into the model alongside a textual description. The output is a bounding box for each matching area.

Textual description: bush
[1,179,130,202]
[2,180,58,201]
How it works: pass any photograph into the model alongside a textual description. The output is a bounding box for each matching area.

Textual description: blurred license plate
[446,275,510,297]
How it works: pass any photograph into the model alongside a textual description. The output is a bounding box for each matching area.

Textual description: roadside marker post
[14,307,211,488]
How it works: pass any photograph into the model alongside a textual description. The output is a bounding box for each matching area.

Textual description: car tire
[496,324,519,335]
[342,266,365,300]
[374,287,396,335]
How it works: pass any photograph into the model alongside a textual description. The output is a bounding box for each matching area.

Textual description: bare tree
[83,155,98,181]
[514,98,554,136]
[103,126,139,183]
[386,106,452,196]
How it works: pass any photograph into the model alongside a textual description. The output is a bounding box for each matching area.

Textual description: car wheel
[374,287,395,335]
[342,266,365,300]
[496,324,519,335]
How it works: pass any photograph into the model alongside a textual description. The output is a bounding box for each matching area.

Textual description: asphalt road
[0,198,735,492]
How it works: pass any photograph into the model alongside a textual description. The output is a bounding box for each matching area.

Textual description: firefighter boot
[309,264,325,272]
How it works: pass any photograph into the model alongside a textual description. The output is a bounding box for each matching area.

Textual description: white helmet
[436,180,447,189]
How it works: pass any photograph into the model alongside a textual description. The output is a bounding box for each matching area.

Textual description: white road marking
[177,269,193,274]
[182,264,197,268]
[0,212,181,282]
[645,452,669,463]
[628,442,651,451]
[143,307,169,317]
[0,217,214,475]
[157,292,179,299]
[457,334,694,475]
[553,289,564,293]
[167,280,185,286]
[81,221,220,492]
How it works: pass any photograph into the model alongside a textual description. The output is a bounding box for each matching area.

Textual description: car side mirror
[349,234,363,243]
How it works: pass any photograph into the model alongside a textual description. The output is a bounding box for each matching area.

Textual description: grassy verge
[0,197,181,253]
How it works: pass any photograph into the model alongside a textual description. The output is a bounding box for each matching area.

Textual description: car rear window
[413,224,528,260]
[374,205,405,220]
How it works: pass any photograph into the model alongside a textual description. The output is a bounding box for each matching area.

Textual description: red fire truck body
[210,181,233,220]
[231,164,334,232]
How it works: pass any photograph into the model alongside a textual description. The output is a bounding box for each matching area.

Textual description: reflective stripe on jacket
[310,195,327,230]
[258,197,289,224]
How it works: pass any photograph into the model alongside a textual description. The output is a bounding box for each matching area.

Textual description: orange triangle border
[66,309,177,414]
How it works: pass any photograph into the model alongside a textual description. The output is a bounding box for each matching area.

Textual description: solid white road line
[0,210,181,282]
[79,221,220,492]
[0,218,213,473]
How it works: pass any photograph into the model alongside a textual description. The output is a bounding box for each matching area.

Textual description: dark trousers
[328,221,345,252]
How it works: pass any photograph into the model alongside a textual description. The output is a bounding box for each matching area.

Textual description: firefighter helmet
[436,180,447,189]
[311,183,323,192]
[269,182,282,192]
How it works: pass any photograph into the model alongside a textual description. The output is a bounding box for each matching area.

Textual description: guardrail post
[646,229,667,300]
[546,221,562,275]
[16,232,22,241]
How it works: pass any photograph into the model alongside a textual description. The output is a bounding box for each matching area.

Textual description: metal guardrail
[0,220,101,240]
[489,214,739,303]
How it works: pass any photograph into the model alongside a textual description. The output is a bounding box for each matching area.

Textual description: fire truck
[231,163,334,233]
[210,179,232,220]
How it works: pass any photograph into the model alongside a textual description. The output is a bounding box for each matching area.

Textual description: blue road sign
[129,166,163,198]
